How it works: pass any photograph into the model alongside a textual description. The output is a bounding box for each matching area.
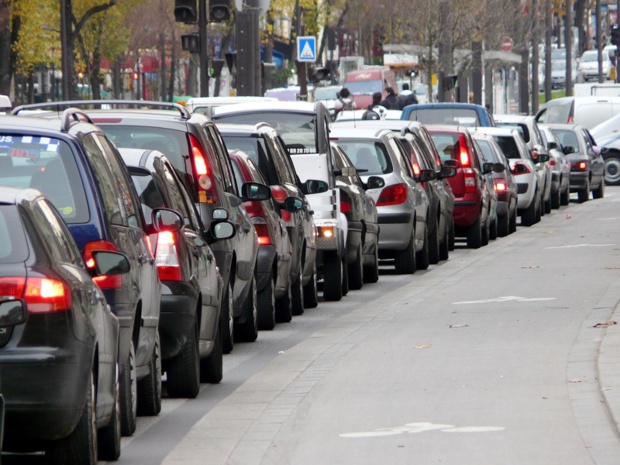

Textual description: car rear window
[537,101,571,124]
[0,205,28,264]
[0,135,89,223]
[496,122,530,143]
[429,132,460,163]
[130,172,166,226]
[214,112,318,155]
[551,129,580,152]
[333,140,392,175]
[221,135,279,186]
[493,135,522,159]
[407,108,480,126]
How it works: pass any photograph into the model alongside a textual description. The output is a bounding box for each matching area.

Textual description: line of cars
[0,99,604,463]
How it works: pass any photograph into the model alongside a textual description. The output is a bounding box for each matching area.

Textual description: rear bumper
[453,197,480,227]
[569,171,589,190]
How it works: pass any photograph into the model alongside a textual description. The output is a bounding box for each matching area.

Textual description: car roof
[0,186,43,205]
[539,123,580,130]
[470,126,520,137]
[212,101,319,117]
[424,124,472,133]
[329,126,395,139]
[331,120,409,131]
[493,114,535,123]
[0,114,66,133]
[215,122,275,135]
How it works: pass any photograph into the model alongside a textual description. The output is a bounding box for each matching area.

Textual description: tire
[119,340,137,437]
[97,361,121,461]
[323,251,343,301]
[275,278,293,323]
[544,193,552,214]
[220,282,234,354]
[427,220,440,265]
[551,188,561,209]
[489,216,498,241]
[521,197,537,227]
[481,215,490,246]
[236,275,259,341]
[604,155,620,185]
[497,213,509,238]
[257,273,276,330]
[416,223,430,270]
[291,267,305,316]
[439,224,449,261]
[509,206,518,233]
[48,372,97,465]
[137,331,162,417]
[592,178,605,199]
[578,178,590,203]
[200,324,223,384]
[535,196,542,222]
[560,186,570,206]
[363,239,380,283]
[166,323,200,398]
[448,218,455,251]
[394,228,416,274]
[341,255,349,296]
[303,261,319,308]
[348,244,364,290]
[466,214,482,248]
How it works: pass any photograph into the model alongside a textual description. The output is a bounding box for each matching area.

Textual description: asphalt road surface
[6,187,620,465]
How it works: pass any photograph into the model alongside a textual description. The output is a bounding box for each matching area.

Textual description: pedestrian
[397,83,418,109]
[362,92,382,120]
[334,87,356,114]
[380,87,399,110]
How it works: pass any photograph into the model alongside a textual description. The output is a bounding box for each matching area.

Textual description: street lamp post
[199,0,210,97]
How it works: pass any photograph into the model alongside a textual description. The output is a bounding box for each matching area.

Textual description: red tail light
[549,159,556,166]
[493,179,507,192]
[271,185,291,222]
[513,162,532,176]
[340,200,351,214]
[190,134,218,204]
[458,134,477,193]
[253,221,271,246]
[458,134,471,168]
[377,183,408,206]
[155,231,182,281]
[571,161,588,171]
[567,115,574,124]
[0,276,71,313]
[242,200,263,218]
[84,241,122,289]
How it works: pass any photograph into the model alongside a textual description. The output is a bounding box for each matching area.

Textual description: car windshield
[0,135,89,223]
[581,52,598,62]
[334,140,392,175]
[496,122,530,143]
[314,87,339,100]
[215,112,318,154]
[552,49,566,60]
[344,79,383,95]
[552,129,580,151]
[0,206,28,264]
[407,108,480,126]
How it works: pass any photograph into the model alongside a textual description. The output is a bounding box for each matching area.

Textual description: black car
[217,123,321,318]
[3,110,164,436]
[0,186,130,464]
[119,148,240,397]
[13,100,260,355]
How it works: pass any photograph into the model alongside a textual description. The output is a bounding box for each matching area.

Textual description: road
[7,188,620,464]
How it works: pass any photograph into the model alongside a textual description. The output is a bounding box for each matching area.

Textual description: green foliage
[12,0,58,74]
[272,62,295,88]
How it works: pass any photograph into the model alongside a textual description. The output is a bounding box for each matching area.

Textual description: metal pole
[199,0,209,97]
[437,0,451,102]
[60,0,70,100]
[544,0,552,100]
[597,0,603,83]
[531,0,540,114]
[565,0,574,96]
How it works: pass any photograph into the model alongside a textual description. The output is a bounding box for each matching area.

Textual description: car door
[583,128,605,183]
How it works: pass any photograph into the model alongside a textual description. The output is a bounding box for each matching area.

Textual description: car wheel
[220,282,234,354]
[303,261,319,308]
[200,324,223,383]
[466,214,482,248]
[137,330,162,416]
[275,276,293,323]
[481,215,490,246]
[348,244,364,290]
[551,188,561,209]
[341,255,349,296]
[236,274,259,341]
[48,371,97,465]
[560,186,570,206]
[489,216,498,241]
[323,251,343,301]
[544,193,552,214]
[97,361,121,461]
[604,155,620,185]
[119,339,137,436]
[291,266,305,316]
[521,196,537,227]
[427,220,440,264]
[257,273,276,330]
[448,218,455,251]
[439,223,449,261]
[394,228,416,274]
[363,238,380,283]
[416,223,430,270]
[497,213,510,237]
[167,322,200,398]
[509,205,518,233]
[592,178,605,199]
[578,178,590,203]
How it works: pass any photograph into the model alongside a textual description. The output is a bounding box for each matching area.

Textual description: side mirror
[592,146,601,156]
[443,159,460,169]
[482,162,495,174]
[152,208,183,232]
[334,166,357,177]
[493,162,506,173]
[212,208,229,221]
[90,251,131,276]
[438,165,457,179]
[535,153,549,163]
[241,182,272,201]
[0,300,27,327]
[416,169,436,183]
[365,176,385,190]
[302,179,329,194]
[548,141,558,150]
[563,146,575,155]
[283,197,304,213]
[211,221,236,240]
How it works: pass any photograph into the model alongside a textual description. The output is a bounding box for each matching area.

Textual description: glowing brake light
[253,219,271,246]
[190,134,218,203]
[340,200,351,214]
[571,161,588,171]
[0,277,71,313]
[377,183,408,206]
[155,231,182,281]
[84,241,122,289]
[493,179,507,192]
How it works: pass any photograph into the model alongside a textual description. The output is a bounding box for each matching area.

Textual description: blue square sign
[297,36,317,63]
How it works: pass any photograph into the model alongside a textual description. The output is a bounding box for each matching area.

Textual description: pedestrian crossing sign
[297,36,317,63]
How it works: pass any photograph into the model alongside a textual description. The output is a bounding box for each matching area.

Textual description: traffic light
[210,0,231,22]
[181,33,200,53]
[612,25,620,47]
[225,52,237,75]
[174,0,197,23]
[210,59,225,78]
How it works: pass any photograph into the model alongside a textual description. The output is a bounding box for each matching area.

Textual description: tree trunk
[168,39,176,101]
[113,56,121,99]
[160,32,167,102]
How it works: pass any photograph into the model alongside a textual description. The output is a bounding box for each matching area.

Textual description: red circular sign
[502,37,513,53]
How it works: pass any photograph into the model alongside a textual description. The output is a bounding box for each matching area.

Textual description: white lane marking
[341,422,504,438]
[453,296,556,305]
[545,243,615,249]
[598,217,620,221]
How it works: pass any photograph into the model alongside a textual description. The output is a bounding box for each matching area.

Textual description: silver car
[539,124,571,207]
[330,127,430,274]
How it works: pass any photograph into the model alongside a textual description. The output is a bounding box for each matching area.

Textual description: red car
[428,125,496,249]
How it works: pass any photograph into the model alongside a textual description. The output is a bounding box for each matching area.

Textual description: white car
[577,50,612,81]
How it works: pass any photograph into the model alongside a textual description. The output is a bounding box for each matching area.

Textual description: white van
[535,96,620,129]
[184,96,277,117]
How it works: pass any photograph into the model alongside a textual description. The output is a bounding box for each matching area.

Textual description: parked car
[545,123,606,202]
[538,124,571,207]
[0,186,130,463]
[329,126,430,273]
[330,142,380,286]
[228,148,304,329]
[118,148,238,397]
[212,102,346,302]
[535,96,620,129]
[471,132,519,236]
[4,109,164,436]
[475,127,546,227]
[16,100,262,356]
[589,114,620,185]
[401,103,496,127]
[577,50,612,81]
[493,114,553,214]
[216,122,319,317]
[427,125,497,248]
